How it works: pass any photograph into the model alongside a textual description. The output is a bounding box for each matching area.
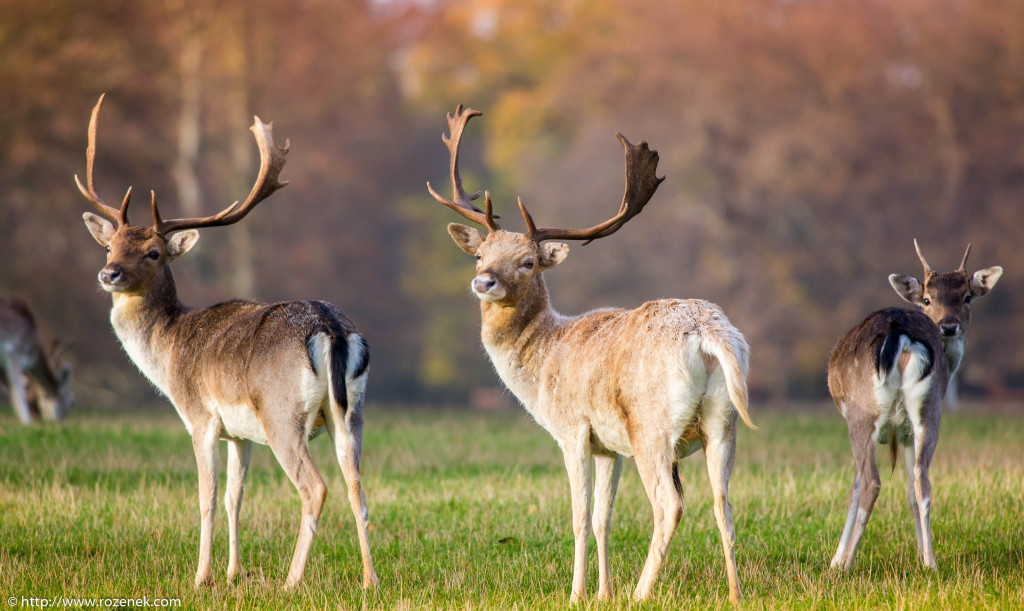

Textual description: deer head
[431,105,664,308]
[77,94,289,296]
[889,239,1003,340]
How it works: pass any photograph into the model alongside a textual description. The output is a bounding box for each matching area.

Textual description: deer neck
[108,266,185,398]
[941,335,965,377]
[479,275,563,410]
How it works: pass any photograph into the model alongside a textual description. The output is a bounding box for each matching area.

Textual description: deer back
[827,307,949,414]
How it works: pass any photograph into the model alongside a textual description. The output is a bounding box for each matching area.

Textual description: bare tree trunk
[224,4,255,299]
[174,31,203,219]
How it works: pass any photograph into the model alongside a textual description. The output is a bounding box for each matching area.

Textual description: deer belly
[215,403,269,444]
[589,419,633,456]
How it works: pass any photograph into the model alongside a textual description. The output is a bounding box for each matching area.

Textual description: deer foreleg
[560,427,594,604]
[192,422,221,588]
[2,350,32,425]
[225,439,253,584]
[593,453,623,600]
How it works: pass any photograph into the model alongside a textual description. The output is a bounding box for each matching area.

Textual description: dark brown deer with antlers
[429,106,754,603]
[76,95,378,590]
[0,296,73,424]
[828,240,1002,570]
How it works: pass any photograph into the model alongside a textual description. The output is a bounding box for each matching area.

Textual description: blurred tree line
[1,0,1022,408]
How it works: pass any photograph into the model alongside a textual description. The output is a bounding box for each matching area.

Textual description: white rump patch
[872,335,933,441]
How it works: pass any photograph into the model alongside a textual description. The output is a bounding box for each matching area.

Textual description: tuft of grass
[0,404,1022,609]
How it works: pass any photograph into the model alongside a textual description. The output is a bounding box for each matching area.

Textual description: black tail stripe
[877,323,903,376]
[876,323,935,381]
[330,337,349,412]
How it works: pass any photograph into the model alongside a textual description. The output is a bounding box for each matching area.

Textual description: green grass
[1,404,1022,609]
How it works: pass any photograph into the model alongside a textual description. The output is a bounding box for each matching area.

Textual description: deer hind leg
[907,411,939,569]
[902,443,925,559]
[192,420,221,588]
[631,441,683,601]
[560,426,594,604]
[593,453,624,600]
[225,439,254,584]
[324,374,379,589]
[831,468,862,568]
[837,417,882,571]
[263,412,328,589]
[2,350,32,425]
[702,407,742,604]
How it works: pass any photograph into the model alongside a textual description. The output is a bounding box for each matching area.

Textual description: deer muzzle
[471,274,505,300]
[938,318,961,337]
[98,264,127,290]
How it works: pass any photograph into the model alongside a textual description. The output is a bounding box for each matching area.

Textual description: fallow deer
[429,106,754,603]
[828,240,1002,570]
[0,296,73,424]
[76,95,378,590]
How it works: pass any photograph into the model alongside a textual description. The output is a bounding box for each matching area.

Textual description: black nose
[940,322,959,337]
[99,266,122,284]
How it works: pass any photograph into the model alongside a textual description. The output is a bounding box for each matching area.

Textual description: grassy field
[0,403,1022,609]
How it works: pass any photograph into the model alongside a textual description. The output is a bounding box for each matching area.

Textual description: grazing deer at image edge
[76,95,378,589]
[828,240,1002,570]
[429,106,754,603]
[1,296,73,424]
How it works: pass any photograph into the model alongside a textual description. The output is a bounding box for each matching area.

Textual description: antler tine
[958,243,971,272]
[523,132,665,244]
[427,104,500,231]
[914,238,934,276]
[155,116,289,235]
[75,94,133,226]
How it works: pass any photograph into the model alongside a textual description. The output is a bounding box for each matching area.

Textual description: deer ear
[82,212,116,246]
[448,223,485,255]
[167,230,199,259]
[889,274,924,305]
[540,242,569,268]
[970,266,1003,297]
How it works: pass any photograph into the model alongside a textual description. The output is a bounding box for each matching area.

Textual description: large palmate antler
[75,94,290,235]
[520,133,665,244]
[154,117,290,235]
[427,104,500,232]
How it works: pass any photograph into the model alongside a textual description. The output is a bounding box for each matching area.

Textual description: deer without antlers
[0,296,73,424]
[828,240,1002,570]
[76,95,378,589]
[430,106,754,603]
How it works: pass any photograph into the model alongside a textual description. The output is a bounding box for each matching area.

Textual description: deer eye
[922,296,931,306]
[147,250,160,261]
[523,259,535,270]
[105,246,110,253]
[964,295,972,304]
[475,252,482,260]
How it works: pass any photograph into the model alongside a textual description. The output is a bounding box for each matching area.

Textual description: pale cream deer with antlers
[429,106,754,603]
[828,240,1002,571]
[76,95,377,590]
[0,296,73,424]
